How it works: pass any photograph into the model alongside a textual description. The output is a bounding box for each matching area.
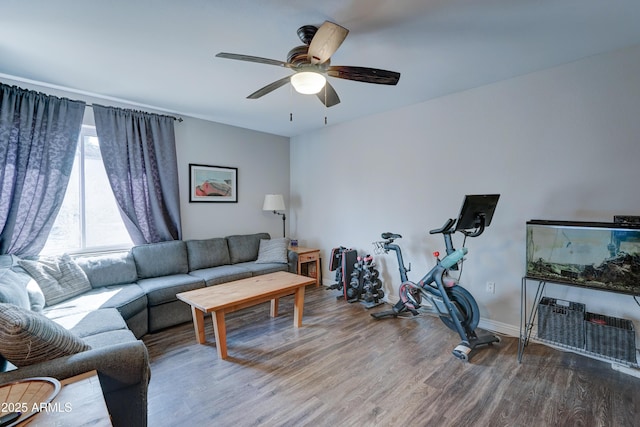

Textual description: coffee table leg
[293,285,305,327]
[212,310,228,360]
[191,306,206,344]
[270,298,279,317]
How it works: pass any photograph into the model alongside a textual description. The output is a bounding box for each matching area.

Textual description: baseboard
[478,318,520,338]
[611,359,640,379]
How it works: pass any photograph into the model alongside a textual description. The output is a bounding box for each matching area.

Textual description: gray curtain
[0,84,85,256]
[92,104,181,244]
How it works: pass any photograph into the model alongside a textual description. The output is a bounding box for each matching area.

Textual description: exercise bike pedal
[370,310,398,319]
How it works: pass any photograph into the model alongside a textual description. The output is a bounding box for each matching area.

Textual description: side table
[21,370,112,426]
[289,246,321,286]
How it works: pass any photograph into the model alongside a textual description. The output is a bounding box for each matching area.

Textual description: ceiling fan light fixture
[290,71,326,95]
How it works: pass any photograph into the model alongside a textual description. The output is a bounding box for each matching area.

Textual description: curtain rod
[85,103,183,122]
[0,75,184,122]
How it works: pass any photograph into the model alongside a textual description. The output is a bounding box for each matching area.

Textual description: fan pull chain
[289,83,294,122]
[324,84,328,125]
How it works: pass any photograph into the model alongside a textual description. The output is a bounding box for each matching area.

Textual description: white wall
[4,42,640,342]
[290,44,640,339]
[175,118,290,240]
[0,77,291,242]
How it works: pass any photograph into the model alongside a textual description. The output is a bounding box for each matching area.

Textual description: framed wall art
[189,164,238,203]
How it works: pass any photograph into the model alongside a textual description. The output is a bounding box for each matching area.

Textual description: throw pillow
[255,238,290,264]
[0,267,31,309]
[0,255,46,312]
[18,254,92,306]
[25,278,46,312]
[0,303,91,367]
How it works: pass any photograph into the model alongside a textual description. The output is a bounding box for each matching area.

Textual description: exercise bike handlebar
[429,218,456,235]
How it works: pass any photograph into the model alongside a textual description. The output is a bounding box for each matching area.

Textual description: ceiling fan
[216,21,401,107]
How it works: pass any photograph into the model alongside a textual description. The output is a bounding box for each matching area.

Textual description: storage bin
[537,297,585,348]
[585,312,637,364]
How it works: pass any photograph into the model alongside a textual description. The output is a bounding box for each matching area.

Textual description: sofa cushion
[18,254,92,306]
[132,240,188,279]
[44,285,147,324]
[234,261,289,276]
[81,328,138,349]
[226,233,270,264]
[189,265,253,287]
[255,238,290,264]
[0,303,91,367]
[136,274,204,306]
[76,252,138,288]
[186,238,230,270]
[46,308,128,338]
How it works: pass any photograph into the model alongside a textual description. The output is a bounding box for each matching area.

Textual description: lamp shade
[290,71,326,95]
[263,194,285,211]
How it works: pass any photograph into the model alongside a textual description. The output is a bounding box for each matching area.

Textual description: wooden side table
[289,246,321,286]
[21,370,112,426]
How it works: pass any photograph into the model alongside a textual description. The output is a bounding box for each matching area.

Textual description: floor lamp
[263,194,286,238]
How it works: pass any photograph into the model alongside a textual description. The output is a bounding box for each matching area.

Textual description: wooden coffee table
[176,271,315,360]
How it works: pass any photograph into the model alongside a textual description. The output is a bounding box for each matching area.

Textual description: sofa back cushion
[226,233,270,264]
[76,252,138,288]
[186,238,230,271]
[132,240,188,279]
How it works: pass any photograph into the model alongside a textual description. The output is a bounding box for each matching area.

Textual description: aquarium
[526,220,640,295]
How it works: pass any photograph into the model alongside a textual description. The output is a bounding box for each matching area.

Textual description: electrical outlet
[486,281,495,294]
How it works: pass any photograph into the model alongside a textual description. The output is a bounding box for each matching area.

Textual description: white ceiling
[2,0,640,137]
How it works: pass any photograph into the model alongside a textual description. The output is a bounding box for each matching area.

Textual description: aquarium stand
[518,277,639,368]
[518,277,545,363]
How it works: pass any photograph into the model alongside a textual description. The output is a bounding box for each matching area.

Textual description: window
[42,126,132,254]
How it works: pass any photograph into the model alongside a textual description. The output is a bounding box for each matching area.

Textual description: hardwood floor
[143,286,640,426]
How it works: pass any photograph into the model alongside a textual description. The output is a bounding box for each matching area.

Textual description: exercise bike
[371,194,500,361]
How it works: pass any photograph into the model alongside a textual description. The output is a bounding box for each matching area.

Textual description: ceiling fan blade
[216,52,290,68]
[246,75,291,99]
[308,21,349,65]
[327,66,400,85]
[316,81,340,107]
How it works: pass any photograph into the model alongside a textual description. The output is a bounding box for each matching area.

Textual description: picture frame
[189,164,238,203]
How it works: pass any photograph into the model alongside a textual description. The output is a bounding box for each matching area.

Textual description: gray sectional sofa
[0,233,296,427]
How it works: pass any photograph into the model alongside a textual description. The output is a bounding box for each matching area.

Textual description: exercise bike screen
[455,194,500,231]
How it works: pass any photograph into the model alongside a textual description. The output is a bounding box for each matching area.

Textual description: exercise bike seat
[429,218,456,234]
[381,232,402,240]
